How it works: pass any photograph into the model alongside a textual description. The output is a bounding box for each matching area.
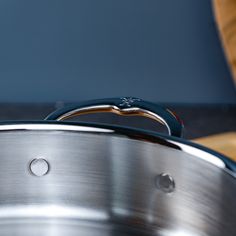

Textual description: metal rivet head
[29,158,50,177]
[155,173,175,193]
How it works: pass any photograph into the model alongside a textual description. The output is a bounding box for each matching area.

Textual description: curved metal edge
[46,105,172,135]
[0,121,234,177]
[44,97,184,138]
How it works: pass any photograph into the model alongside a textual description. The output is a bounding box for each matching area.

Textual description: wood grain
[213,0,236,83]
[193,132,236,161]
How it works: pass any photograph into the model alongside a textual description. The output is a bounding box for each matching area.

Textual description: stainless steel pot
[0,97,235,236]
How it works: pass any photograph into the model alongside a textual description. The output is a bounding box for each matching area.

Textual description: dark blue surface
[0,0,235,103]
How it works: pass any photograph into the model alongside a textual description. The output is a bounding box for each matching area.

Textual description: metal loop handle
[45,97,184,137]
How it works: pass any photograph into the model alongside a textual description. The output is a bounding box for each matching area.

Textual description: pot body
[0,123,234,236]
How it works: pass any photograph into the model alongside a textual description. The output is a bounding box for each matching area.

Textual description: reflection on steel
[0,122,233,235]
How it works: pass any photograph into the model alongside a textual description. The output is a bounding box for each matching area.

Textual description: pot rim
[0,120,234,177]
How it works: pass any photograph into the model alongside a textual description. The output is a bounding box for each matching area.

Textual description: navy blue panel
[0,0,235,102]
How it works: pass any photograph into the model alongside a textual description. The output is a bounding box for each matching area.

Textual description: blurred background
[0,0,236,103]
[0,0,236,154]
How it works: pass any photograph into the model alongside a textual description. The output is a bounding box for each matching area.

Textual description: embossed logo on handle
[119,97,141,108]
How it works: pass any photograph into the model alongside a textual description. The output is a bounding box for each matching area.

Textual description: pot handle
[45,97,184,137]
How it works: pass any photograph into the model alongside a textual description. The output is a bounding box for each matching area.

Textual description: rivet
[29,158,50,177]
[156,173,175,193]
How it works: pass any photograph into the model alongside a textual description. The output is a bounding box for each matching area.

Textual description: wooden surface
[213,0,236,83]
[194,132,236,161]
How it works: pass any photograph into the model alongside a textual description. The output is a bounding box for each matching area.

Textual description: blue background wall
[0,0,236,103]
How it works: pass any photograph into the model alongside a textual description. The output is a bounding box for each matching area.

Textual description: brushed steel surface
[0,123,234,235]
